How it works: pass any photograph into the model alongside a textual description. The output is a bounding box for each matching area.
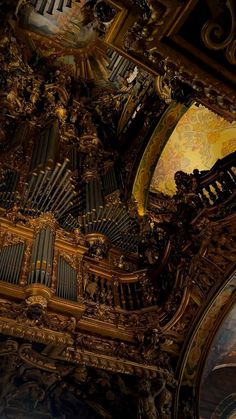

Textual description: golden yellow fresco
[150,104,236,195]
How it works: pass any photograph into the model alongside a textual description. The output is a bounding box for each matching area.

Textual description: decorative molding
[132,102,187,215]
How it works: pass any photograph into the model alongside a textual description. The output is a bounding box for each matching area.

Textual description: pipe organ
[0,127,139,251]
[0,6,236,417]
[0,36,147,323]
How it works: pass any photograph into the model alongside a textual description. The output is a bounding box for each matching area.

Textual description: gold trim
[85,233,110,246]
[0,218,33,240]
[132,102,187,215]
[25,284,52,300]
[0,281,25,300]
[79,317,133,341]
[49,296,85,319]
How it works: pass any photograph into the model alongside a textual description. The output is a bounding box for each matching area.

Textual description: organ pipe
[21,159,76,221]
[56,256,77,301]
[0,169,19,209]
[0,243,25,284]
[30,120,59,171]
[28,227,54,287]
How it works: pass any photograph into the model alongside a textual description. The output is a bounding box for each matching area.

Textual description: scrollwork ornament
[29,212,57,234]
[26,295,48,309]
[0,339,18,356]
[201,0,236,65]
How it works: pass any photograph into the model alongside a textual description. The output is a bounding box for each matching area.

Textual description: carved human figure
[137,379,162,419]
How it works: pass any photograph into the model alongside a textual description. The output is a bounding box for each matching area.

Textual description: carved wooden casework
[0,1,235,418]
[105,0,236,121]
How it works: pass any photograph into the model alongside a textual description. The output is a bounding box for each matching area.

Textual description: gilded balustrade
[194,151,236,208]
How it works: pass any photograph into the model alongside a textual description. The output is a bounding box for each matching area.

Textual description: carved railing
[82,262,157,310]
[195,151,236,207]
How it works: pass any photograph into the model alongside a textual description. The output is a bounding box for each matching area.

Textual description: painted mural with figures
[199,304,236,418]
[150,104,236,196]
[20,0,116,49]
[18,0,117,79]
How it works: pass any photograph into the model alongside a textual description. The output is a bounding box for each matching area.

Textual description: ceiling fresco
[199,304,236,419]
[20,0,115,49]
[18,0,117,79]
[150,104,236,196]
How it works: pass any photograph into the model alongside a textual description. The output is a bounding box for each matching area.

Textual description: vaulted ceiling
[150,104,236,196]
[0,1,235,419]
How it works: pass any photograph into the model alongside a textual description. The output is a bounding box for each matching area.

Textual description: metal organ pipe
[55,193,75,219]
[5,244,14,282]
[28,171,44,208]
[0,170,19,209]
[43,167,71,211]
[46,229,53,287]
[28,230,39,284]
[56,256,77,301]
[1,247,7,279]
[94,179,99,211]
[30,120,58,172]
[46,172,71,208]
[14,242,25,284]
[62,255,65,299]
[57,256,62,298]
[21,172,37,209]
[85,182,90,214]
[90,179,95,212]
[40,130,49,169]
[30,170,47,210]
[7,245,17,282]
[47,120,59,162]
[10,245,18,283]
[36,228,44,284]
[21,158,76,222]
[28,227,54,287]
[30,140,38,172]
[50,179,73,212]
[41,227,49,284]
[37,163,61,204]
[0,243,25,284]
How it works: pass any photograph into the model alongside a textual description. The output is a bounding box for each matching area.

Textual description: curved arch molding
[175,265,236,418]
[132,101,187,215]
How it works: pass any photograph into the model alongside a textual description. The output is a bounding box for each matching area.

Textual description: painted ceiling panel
[150,104,236,196]
[199,304,236,419]
[21,0,99,49]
